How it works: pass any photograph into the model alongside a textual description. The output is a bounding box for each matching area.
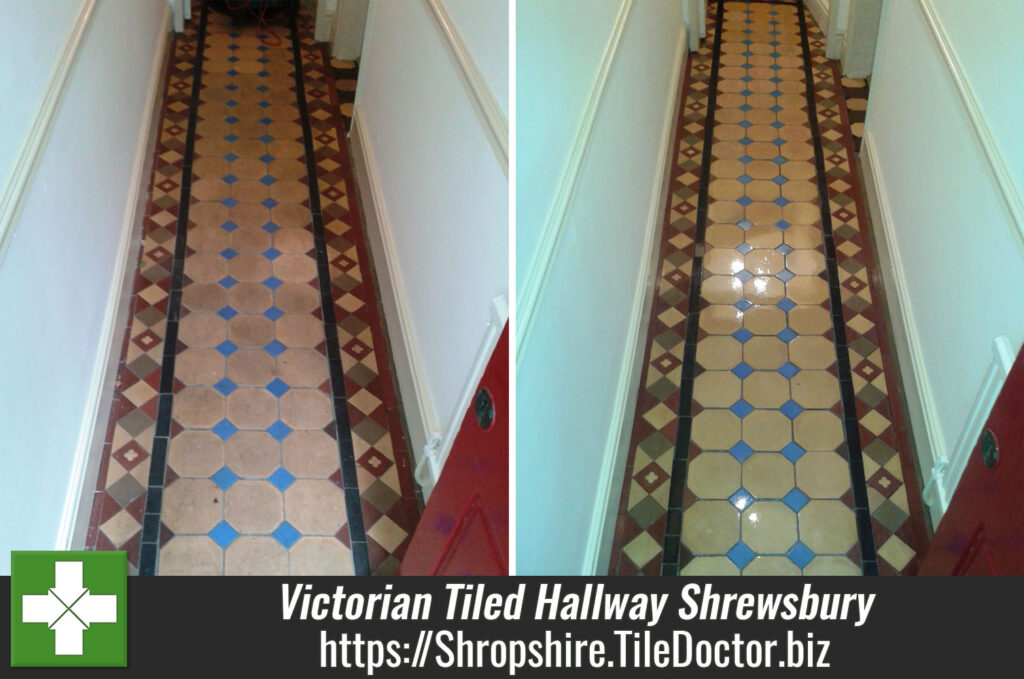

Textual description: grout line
[660,0,727,577]
[796,1,877,575]
[138,0,210,577]
[288,10,371,577]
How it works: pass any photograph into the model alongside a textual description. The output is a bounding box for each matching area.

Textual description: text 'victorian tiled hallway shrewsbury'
[610,0,929,577]
[84,2,419,576]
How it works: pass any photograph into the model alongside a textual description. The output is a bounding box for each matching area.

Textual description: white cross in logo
[21,561,117,655]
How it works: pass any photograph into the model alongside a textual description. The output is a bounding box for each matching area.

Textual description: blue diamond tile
[777,298,797,312]
[730,441,755,463]
[263,306,284,321]
[729,488,755,511]
[266,378,290,397]
[739,104,752,112]
[214,377,238,396]
[732,328,754,344]
[738,174,753,184]
[258,116,272,125]
[223,152,239,163]
[736,242,754,255]
[259,174,277,185]
[259,134,275,144]
[220,220,239,233]
[225,83,238,91]
[771,136,785,146]
[272,521,301,548]
[732,362,754,380]
[777,269,795,283]
[777,327,798,343]
[730,399,755,418]
[221,197,239,208]
[773,196,790,207]
[209,521,239,548]
[258,72,270,79]
[216,340,238,357]
[259,153,275,164]
[726,541,756,569]
[265,340,286,357]
[222,173,238,184]
[739,136,754,146]
[770,90,782,98]
[734,298,753,312]
[738,154,753,164]
[225,99,238,107]
[783,488,810,513]
[776,243,794,255]
[776,219,791,230]
[772,155,788,165]
[224,133,239,143]
[787,541,815,569]
[212,419,238,441]
[778,362,800,378]
[780,399,803,419]
[220,248,238,260]
[740,89,752,97]
[737,196,753,207]
[261,198,278,209]
[262,247,281,260]
[257,84,269,92]
[217,306,238,321]
[736,270,753,283]
[227,55,239,63]
[268,467,295,491]
[218,276,238,289]
[780,442,806,462]
[737,219,753,230]
[770,105,782,113]
[267,420,292,441]
[211,466,239,490]
[739,120,752,128]
[262,276,283,290]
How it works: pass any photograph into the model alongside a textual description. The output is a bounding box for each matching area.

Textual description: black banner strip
[795,1,877,574]
[288,11,371,576]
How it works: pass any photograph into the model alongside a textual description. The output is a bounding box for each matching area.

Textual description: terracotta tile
[794,411,844,452]
[692,409,741,451]
[290,537,354,575]
[743,453,795,499]
[275,283,321,313]
[229,227,272,254]
[273,228,315,254]
[162,479,223,533]
[803,556,860,576]
[688,453,741,499]
[799,500,858,553]
[743,337,787,370]
[796,451,850,498]
[743,371,789,408]
[789,335,836,369]
[227,349,277,386]
[742,502,797,553]
[176,348,225,385]
[280,389,333,430]
[791,370,840,408]
[788,305,832,335]
[744,556,801,575]
[785,275,829,305]
[282,430,340,477]
[696,335,742,370]
[680,557,740,575]
[275,314,324,347]
[702,305,743,335]
[742,410,792,452]
[168,430,225,478]
[743,305,785,335]
[225,536,288,575]
[285,480,347,534]
[182,284,228,314]
[693,370,742,409]
[158,536,223,575]
[682,500,739,554]
[224,431,281,478]
[225,480,283,532]
[273,254,318,283]
[173,387,225,429]
[278,348,329,387]
[228,315,275,347]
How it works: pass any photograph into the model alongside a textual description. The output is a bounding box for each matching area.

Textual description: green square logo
[10,551,127,667]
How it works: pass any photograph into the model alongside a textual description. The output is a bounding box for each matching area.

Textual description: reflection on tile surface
[609,0,927,576]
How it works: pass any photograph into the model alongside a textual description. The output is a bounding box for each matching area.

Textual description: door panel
[920,348,1024,575]
[399,325,508,575]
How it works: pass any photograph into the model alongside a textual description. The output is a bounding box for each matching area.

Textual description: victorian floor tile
[84,1,418,576]
[609,0,928,576]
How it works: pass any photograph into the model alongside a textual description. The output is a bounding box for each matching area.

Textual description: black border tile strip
[796,1,877,575]
[660,0,726,576]
[288,11,371,576]
[139,0,210,576]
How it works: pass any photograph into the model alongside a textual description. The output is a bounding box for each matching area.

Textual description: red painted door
[920,347,1024,575]
[398,325,508,575]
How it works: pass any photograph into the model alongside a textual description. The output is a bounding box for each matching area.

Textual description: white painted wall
[861,0,1024,528]
[0,0,169,571]
[352,0,508,493]
[516,0,687,575]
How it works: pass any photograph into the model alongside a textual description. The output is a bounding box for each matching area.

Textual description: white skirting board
[859,129,1015,529]
[63,6,173,550]
[349,104,508,498]
[582,27,689,574]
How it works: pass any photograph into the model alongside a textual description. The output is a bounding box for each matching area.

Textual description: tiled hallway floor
[84,2,418,575]
[610,0,929,576]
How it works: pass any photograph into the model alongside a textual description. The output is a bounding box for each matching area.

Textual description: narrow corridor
[610,0,928,576]
[84,2,418,576]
